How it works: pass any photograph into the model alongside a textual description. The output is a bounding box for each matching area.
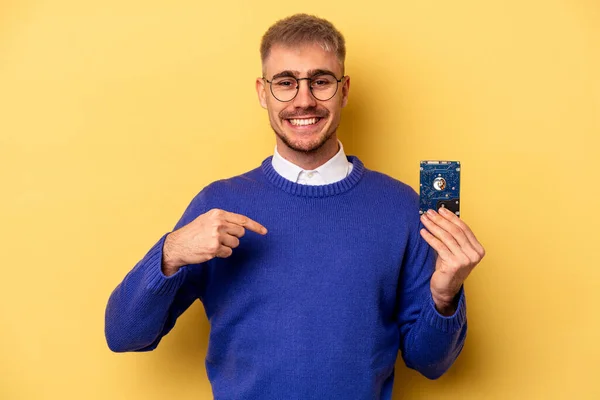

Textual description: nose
[292,79,317,108]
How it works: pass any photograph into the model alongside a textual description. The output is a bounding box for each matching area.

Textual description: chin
[279,131,333,154]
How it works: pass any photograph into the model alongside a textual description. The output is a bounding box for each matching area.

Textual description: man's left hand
[420,207,485,316]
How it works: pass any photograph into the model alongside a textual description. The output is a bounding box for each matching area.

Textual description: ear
[341,76,350,108]
[256,78,268,109]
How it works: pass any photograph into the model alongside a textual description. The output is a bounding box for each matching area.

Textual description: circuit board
[419,161,461,217]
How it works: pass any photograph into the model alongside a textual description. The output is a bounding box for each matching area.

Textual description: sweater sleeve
[396,219,467,379]
[104,191,208,353]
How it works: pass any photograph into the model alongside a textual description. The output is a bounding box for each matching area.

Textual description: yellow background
[1,0,598,399]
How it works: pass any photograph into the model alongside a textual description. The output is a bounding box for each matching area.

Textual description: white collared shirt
[272,141,354,185]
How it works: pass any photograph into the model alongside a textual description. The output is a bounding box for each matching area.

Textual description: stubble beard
[271,106,338,154]
[272,124,337,154]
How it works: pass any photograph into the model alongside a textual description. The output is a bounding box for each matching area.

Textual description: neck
[276,135,340,170]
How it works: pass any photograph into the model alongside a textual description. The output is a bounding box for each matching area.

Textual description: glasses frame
[263,73,346,102]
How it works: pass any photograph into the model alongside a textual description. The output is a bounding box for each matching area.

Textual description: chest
[200,206,411,322]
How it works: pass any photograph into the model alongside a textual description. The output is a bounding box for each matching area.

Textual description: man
[105,13,485,399]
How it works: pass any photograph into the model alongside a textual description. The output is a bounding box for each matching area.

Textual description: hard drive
[419,160,461,217]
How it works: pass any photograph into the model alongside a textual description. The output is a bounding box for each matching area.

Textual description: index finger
[439,208,484,257]
[224,211,268,235]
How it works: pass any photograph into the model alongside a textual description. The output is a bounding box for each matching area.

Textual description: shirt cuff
[141,233,188,296]
[422,286,467,333]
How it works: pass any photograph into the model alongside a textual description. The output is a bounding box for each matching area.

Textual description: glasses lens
[271,77,298,102]
[310,74,338,101]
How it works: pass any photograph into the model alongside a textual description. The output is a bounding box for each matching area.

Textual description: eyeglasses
[263,73,345,102]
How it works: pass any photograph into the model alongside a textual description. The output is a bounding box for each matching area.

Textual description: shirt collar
[272,140,350,184]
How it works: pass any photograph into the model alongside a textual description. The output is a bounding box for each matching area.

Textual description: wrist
[432,291,460,317]
[161,232,183,276]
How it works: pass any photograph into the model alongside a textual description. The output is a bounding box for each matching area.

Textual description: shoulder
[361,168,419,204]
[356,166,421,229]
[174,164,265,228]
[187,162,266,205]
[205,164,264,194]
[358,166,429,253]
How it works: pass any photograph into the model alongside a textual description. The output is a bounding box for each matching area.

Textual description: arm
[104,236,203,352]
[104,198,206,353]
[397,220,468,379]
[104,190,268,353]
[398,206,485,379]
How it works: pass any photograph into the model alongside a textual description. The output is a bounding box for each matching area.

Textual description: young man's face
[256,42,350,155]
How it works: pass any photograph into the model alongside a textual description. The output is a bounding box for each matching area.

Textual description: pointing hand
[162,209,268,276]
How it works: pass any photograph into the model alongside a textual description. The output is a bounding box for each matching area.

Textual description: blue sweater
[105,156,467,399]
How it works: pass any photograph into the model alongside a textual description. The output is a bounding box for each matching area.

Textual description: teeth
[289,118,318,126]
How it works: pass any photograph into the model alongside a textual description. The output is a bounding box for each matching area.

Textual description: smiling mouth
[286,117,322,126]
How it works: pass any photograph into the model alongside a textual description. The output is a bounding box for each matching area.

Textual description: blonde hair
[260,14,346,72]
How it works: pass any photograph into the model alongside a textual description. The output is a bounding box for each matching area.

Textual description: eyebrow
[270,69,338,80]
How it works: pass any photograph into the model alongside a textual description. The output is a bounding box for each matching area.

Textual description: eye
[273,78,296,88]
[311,75,335,87]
